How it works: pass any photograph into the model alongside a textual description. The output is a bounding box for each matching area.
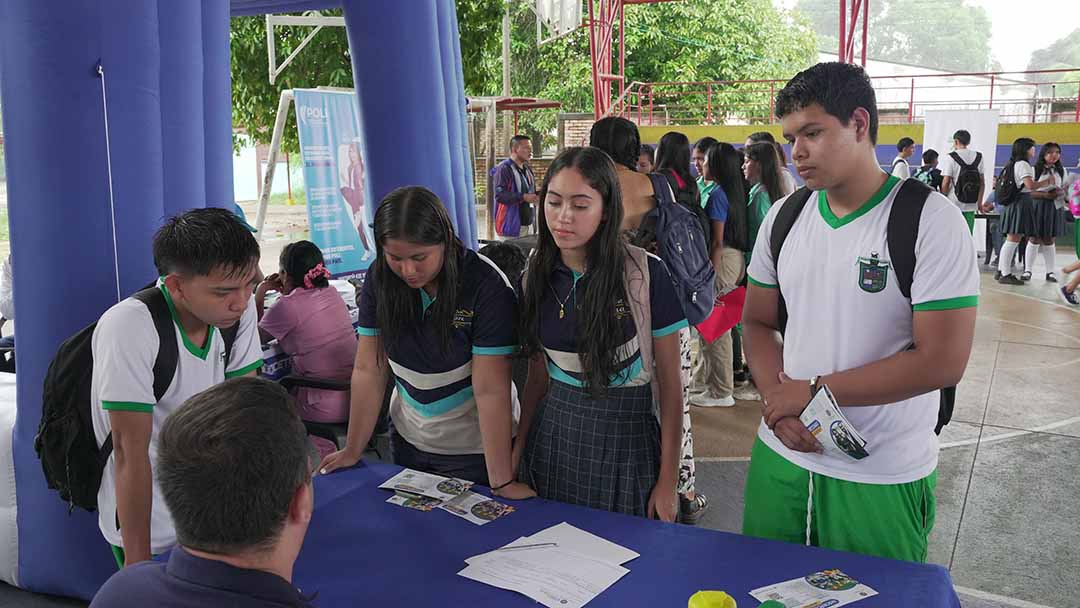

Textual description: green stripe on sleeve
[747,275,778,289]
[102,401,154,413]
[912,295,979,311]
[652,319,689,338]
[225,359,264,378]
[472,345,518,356]
[357,326,379,337]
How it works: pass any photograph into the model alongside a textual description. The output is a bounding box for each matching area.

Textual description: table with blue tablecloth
[293,462,960,607]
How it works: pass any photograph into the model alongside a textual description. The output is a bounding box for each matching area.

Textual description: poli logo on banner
[293,89,374,279]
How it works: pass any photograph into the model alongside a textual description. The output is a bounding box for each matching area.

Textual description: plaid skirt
[520,380,660,517]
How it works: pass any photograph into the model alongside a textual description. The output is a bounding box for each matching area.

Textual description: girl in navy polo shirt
[319,187,535,501]
[515,147,687,520]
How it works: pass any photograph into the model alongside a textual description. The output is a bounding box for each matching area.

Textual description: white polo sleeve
[225,296,263,378]
[911,194,980,311]
[94,302,158,413]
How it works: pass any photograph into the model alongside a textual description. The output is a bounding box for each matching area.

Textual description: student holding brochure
[740,62,979,563]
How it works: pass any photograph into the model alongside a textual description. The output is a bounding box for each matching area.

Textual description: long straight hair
[371,186,462,353]
[1010,138,1036,163]
[706,142,749,252]
[520,147,628,397]
[655,131,700,200]
[745,142,783,203]
[1035,142,1064,179]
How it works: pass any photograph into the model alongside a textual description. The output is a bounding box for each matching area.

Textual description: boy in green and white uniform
[741,62,979,563]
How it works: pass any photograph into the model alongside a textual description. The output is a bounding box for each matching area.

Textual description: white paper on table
[749,569,878,608]
[466,522,639,566]
[459,546,629,608]
[377,469,473,502]
[799,386,871,461]
[438,491,514,525]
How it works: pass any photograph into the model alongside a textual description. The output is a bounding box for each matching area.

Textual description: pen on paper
[497,542,558,552]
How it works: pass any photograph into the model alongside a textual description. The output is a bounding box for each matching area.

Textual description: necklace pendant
[559,306,565,319]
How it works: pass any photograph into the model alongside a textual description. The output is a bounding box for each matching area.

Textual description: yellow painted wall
[641,122,1080,145]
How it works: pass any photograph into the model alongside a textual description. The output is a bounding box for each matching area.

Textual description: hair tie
[303,263,331,289]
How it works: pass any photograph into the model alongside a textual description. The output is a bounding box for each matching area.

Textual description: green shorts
[742,438,937,563]
[111,545,158,570]
[963,210,975,234]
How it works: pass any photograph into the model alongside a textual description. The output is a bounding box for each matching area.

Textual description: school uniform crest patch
[857,253,889,293]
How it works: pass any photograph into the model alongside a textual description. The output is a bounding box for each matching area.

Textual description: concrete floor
[3,263,1078,607]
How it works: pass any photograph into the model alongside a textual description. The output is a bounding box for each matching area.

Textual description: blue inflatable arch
[0,0,476,598]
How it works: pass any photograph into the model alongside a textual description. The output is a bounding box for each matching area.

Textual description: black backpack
[769,180,956,434]
[995,161,1021,207]
[950,151,983,205]
[632,173,716,325]
[35,286,240,512]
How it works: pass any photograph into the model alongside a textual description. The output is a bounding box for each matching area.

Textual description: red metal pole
[619,0,625,97]
[838,0,847,61]
[707,84,712,124]
[908,78,915,123]
[845,0,860,61]
[649,84,654,125]
[988,74,995,109]
[861,0,869,66]
[513,111,519,133]
[769,82,775,124]
[1075,81,1079,122]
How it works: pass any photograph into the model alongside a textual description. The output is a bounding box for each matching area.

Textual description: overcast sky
[778,0,1079,73]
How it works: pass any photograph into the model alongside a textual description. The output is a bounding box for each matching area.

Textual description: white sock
[1025,242,1040,274]
[1043,245,1056,276]
[999,241,1019,276]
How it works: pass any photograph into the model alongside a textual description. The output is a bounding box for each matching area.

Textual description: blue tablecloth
[294,462,960,607]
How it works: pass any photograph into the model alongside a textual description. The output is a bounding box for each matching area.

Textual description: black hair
[371,186,463,353]
[897,137,915,152]
[157,378,314,555]
[1035,142,1065,179]
[705,142,749,252]
[478,242,526,297]
[922,149,939,165]
[694,136,719,153]
[775,62,879,144]
[953,130,971,146]
[509,134,531,153]
[639,144,655,159]
[745,142,783,204]
[1010,138,1037,163]
[279,240,329,290]
[153,208,260,279]
[589,117,641,171]
[655,131,700,201]
[521,147,628,397]
[747,131,777,144]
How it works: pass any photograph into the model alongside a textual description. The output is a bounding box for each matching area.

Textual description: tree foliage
[795,0,997,72]
[1026,29,1080,98]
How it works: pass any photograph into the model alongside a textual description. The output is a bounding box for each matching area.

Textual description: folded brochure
[378,468,474,502]
[750,569,877,607]
[799,386,870,460]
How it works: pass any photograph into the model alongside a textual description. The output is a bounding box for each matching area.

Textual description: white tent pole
[255,89,294,241]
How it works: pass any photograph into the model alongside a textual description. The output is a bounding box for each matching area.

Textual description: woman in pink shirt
[256,241,358,424]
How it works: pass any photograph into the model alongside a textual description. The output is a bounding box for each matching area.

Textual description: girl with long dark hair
[655,131,700,209]
[515,147,686,520]
[256,241,358,434]
[1024,142,1068,282]
[689,142,749,408]
[743,142,782,250]
[319,187,535,500]
[998,138,1058,284]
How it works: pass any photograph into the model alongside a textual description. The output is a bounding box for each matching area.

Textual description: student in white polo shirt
[939,129,985,234]
[92,209,265,568]
[741,62,979,563]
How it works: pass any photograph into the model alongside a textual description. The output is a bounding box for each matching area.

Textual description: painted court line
[954,585,1057,608]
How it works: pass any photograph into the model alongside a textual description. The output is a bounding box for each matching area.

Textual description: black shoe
[993,270,1002,281]
[679,492,709,525]
[1046,273,1058,283]
[1059,286,1079,306]
[1021,271,1032,281]
[998,274,1025,285]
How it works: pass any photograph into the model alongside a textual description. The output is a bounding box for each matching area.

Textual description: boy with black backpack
[84,209,262,568]
[741,63,979,563]
[940,129,986,234]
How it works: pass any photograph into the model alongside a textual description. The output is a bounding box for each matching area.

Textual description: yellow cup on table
[687,590,737,608]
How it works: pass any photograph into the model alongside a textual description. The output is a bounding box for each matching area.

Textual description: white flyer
[799,386,870,460]
[459,546,629,608]
[749,569,878,607]
[377,469,473,502]
[438,491,515,525]
[466,523,639,566]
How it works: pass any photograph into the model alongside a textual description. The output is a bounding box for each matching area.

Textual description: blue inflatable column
[202,0,236,210]
[341,0,478,247]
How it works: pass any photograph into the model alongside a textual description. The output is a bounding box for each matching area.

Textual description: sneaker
[1020,271,1032,281]
[998,274,1025,285]
[733,384,762,402]
[1059,286,1080,306]
[993,270,1002,281]
[690,393,735,407]
[679,492,709,525]
[1047,273,1058,283]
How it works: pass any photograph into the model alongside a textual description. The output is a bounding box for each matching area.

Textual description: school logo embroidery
[613,299,630,320]
[856,252,889,293]
[452,308,475,329]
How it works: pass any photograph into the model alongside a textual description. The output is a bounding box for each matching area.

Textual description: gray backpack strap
[623,245,659,410]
